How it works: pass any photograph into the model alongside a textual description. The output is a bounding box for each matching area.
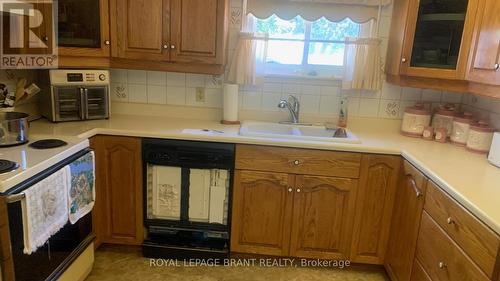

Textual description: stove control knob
[99,74,106,81]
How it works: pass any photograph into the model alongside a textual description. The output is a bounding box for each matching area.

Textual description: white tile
[128,84,147,103]
[242,91,262,110]
[167,72,186,86]
[205,75,224,89]
[342,89,361,98]
[358,98,381,117]
[347,97,360,117]
[282,83,301,94]
[147,71,166,86]
[360,90,381,99]
[185,88,200,107]
[320,86,340,96]
[399,100,417,118]
[301,85,321,95]
[110,83,128,102]
[319,95,340,115]
[166,86,186,105]
[110,69,127,83]
[421,89,442,102]
[442,91,463,104]
[381,81,401,100]
[261,92,283,112]
[300,95,321,114]
[206,88,223,108]
[127,70,147,84]
[186,74,206,87]
[401,87,422,101]
[241,84,262,92]
[263,83,282,93]
[147,85,167,104]
[378,99,401,119]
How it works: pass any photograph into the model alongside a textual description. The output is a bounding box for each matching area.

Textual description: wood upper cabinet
[350,155,401,264]
[111,0,171,61]
[387,0,479,80]
[58,0,111,58]
[289,175,358,260]
[230,170,294,256]
[385,160,428,281]
[466,0,500,85]
[90,135,143,247]
[170,0,227,64]
[110,0,228,66]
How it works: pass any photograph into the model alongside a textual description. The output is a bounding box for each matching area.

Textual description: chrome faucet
[278,95,300,123]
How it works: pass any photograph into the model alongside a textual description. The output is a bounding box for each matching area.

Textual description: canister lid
[470,120,494,132]
[405,103,430,115]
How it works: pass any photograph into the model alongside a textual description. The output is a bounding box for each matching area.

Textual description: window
[251,15,364,78]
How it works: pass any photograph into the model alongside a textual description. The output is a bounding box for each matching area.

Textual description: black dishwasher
[142,139,235,259]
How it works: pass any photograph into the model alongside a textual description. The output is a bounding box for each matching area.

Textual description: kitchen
[0,0,499,280]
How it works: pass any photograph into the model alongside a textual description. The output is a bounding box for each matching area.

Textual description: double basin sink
[239,121,360,144]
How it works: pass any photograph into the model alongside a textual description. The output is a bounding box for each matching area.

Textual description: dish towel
[151,166,182,220]
[22,166,71,254]
[68,152,96,224]
[189,169,211,222]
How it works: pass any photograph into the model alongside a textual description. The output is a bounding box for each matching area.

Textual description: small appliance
[488,132,500,168]
[40,69,110,122]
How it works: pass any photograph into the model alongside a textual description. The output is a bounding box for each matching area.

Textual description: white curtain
[247,0,391,23]
[342,37,382,91]
[227,32,268,86]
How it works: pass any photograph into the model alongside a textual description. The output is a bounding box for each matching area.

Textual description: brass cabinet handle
[406,175,422,198]
[447,217,455,225]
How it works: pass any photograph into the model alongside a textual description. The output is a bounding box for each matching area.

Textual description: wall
[108,0,478,124]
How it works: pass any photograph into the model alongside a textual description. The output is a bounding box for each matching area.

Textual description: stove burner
[0,159,19,174]
[29,139,68,149]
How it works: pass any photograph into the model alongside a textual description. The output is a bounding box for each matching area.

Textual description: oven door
[52,86,84,122]
[84,86,109,120]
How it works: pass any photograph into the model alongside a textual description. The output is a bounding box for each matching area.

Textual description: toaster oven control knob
[99,74,106,81]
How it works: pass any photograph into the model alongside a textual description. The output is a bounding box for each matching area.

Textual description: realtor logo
[0,0,58,69]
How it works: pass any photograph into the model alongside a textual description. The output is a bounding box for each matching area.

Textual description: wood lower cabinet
[410,259,432,281]
[350,154,401,264]
[289,175,358,260]
[230,170,294,256]
[90,135,143,247]
[385,160,428,281]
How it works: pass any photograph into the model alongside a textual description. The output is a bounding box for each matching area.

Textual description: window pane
[308,43,344,66]
[255,15,306,40]
[310,18,360,41]
[267,40,304,65]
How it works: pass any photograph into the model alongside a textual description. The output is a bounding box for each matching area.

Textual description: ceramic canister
[401,104,431,137]
[432,105,457,137]
[466,121,495,154]
[451,113,474,146]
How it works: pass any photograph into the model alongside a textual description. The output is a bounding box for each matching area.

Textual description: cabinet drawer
[416,212,490,281]
[424,181,500,279]
[235,145,361,178]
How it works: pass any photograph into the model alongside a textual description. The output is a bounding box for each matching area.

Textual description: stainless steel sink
[239,121,360,144]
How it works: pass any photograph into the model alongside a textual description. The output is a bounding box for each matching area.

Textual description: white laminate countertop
[9,114,500,236]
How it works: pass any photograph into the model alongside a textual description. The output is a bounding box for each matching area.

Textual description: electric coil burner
[0,160,19,174]
[29,139,68,149]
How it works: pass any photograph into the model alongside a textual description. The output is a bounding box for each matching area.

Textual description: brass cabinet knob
[447,217,455,224]
[296,188,301,193]
[438,262,447,269]
[163,44,169,49]
[288,188,293,193]
[494,63,499,71]
[170,44,176,49]
[104,40,110,45]
[293,160,300,165]
[401,58,407,63]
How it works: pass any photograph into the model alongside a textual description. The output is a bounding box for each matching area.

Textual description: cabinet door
[230,170,294,256]
[90,136,143,246]
[289,175,358,260]
[58,0,110,58]
[385,161,428,281]
[170,0,227,64]
[111,0,170,61]
[350,155,401,264]
[400,0,478,80]
[466,0,500,85]
[410,259,433,281]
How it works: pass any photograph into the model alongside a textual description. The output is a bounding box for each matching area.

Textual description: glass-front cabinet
[400,0,477,79]
[57,0,110,57]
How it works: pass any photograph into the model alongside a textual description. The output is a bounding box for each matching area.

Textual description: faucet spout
[278,95,300,123]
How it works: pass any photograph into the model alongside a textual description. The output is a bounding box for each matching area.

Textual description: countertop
[20,115,500,236]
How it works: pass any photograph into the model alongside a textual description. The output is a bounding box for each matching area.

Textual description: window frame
[249,15,373,78]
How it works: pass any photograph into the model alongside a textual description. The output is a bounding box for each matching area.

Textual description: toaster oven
[40,70,110,122]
